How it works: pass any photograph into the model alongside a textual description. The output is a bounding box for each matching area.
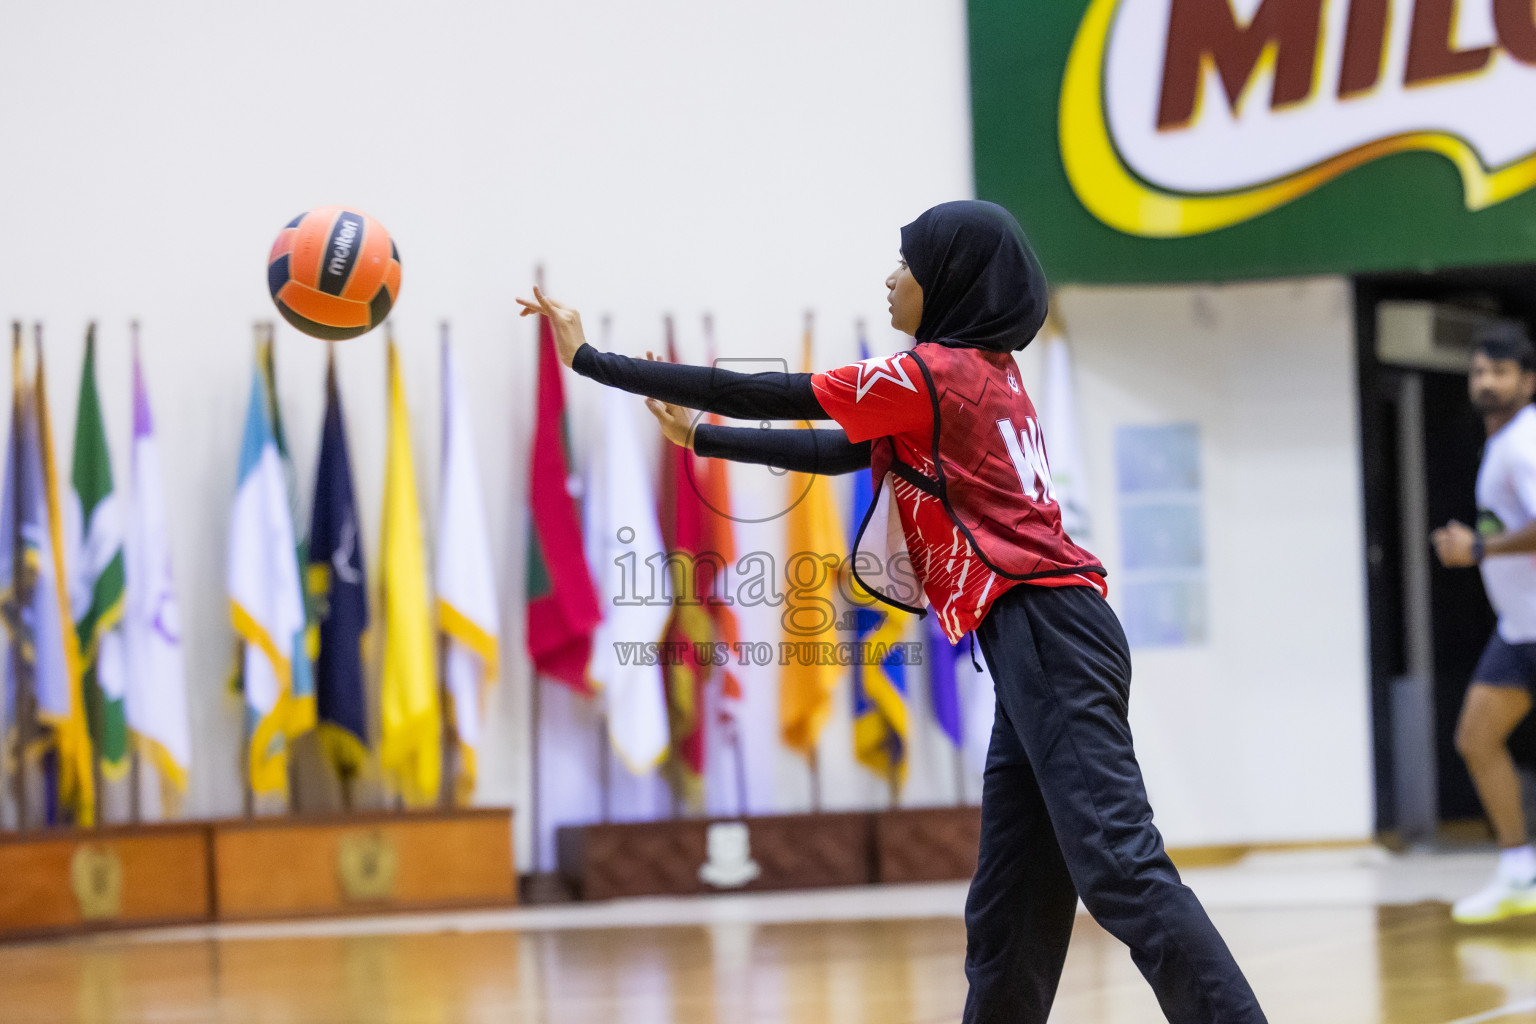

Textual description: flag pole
[438,653,454,809]
[802,311,823,815]
[9,322,31,831]
[661,313,684,822]
[239,323,266,820]
[240,713,254,818]
[595,312,614,826]
[382,319,406,818]
[436,322,456,810]
[528,265,547,874]
[596,711,612,823]
[530,667,544,871]
[731,726,747,817]
[36,320,86,830]
[952,739,968,806]
[127,321,144,826]
[82,323,107,828]
[703,310,750,819]
[325,342,359,814]
[808,746,822,813]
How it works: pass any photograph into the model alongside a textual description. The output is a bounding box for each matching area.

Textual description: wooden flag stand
[0,822,212,941]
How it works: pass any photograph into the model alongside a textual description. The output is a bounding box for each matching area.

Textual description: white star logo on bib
[852,352,919,402]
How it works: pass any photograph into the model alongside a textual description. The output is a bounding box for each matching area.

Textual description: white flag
[1040,327,1092,542]
[436,336,501,804]
[124,345,192,811]
[583,387,670,773]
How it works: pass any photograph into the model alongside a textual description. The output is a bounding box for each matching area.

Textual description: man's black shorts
[1474,633,1536,691]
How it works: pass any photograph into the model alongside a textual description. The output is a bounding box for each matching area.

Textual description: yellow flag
[779,324,846,754]
[379,341,442,806]
[34,341,96,824]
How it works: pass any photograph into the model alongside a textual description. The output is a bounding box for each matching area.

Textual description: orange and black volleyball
[267,206,400,340]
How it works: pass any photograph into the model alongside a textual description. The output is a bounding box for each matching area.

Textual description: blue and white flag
[228,349,313,798]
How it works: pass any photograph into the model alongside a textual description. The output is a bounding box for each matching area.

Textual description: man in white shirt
[1433,325,1536,924]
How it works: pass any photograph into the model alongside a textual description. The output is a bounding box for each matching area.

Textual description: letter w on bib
[997,417,1055,504]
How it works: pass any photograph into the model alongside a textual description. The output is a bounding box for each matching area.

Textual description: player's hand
[642,350,696,450]
[646,398,695,449]
[1431,520,1479,567]
[515,285,585,368]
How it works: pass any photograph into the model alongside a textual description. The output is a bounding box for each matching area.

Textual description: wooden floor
[2,902,1536,1023]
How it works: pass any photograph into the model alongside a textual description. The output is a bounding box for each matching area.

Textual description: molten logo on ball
[325,215,361,281]
[268,206,401,340]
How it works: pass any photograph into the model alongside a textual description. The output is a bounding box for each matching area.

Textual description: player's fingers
[529,290,556,317]
[535,286,571,315]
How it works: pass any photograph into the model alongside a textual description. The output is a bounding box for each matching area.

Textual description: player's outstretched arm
[698,424,872,476]
[644,395,870,476]
[516,286,830,421]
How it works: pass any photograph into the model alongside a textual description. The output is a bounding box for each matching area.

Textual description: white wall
[0,3,1375,860]
[1053,278,1375,845]
[0,1,976,863]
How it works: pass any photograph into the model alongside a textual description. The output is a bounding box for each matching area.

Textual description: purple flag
[925,612,963,748]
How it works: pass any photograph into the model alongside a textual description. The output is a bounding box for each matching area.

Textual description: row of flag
[3,305,1086,824]
[525,315,1095,805]
[526,314,746,802]
[1,318,502,823]
[1,324,190,827]
[230,329,501,808]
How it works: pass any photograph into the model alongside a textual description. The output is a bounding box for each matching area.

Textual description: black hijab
[899,200,1049,353]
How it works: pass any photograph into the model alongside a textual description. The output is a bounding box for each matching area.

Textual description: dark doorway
[1357,267,1536,837]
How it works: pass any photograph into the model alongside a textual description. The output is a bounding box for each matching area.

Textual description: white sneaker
[1452,868,1536,924]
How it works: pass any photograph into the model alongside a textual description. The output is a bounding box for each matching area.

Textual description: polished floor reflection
[3,900,1536,1022]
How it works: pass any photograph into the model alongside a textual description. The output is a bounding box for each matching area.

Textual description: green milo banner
[969,0,1536,283]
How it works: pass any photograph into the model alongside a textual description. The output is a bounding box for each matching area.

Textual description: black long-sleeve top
[694,425,872,475]
[571,342,874,475]
[572,343,829,420]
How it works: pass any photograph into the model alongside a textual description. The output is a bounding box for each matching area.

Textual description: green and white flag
[71,324,129,780]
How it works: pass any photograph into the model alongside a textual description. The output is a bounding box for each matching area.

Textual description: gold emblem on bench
[338,831,398,902]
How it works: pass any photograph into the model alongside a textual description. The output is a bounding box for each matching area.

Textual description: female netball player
[517,200,1266,1024]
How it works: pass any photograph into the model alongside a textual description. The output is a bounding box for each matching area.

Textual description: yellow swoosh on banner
[1058,0,1536,238]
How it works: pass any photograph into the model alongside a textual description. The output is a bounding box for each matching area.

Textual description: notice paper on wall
[1114,423,1206,648]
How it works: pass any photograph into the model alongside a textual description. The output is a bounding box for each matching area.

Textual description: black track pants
[962,583,1267,1024]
